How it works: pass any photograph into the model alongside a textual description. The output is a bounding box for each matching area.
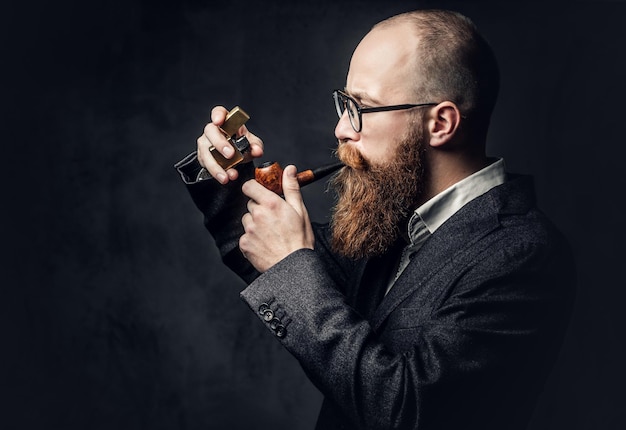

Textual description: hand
[197,106,264,184]
[239,165,315,272]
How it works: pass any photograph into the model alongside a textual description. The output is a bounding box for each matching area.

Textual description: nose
[334,110,359,142]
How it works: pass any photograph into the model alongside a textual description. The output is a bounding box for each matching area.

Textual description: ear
[426,102,462,148]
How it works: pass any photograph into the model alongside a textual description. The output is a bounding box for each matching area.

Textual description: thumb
[282,165,304,213]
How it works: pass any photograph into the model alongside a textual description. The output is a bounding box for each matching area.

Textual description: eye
[346,102,358,117]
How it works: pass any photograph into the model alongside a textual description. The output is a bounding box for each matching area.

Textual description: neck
[416,148,491,207]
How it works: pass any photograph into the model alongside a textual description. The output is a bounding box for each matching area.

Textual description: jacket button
[262,308,274,322]
[275,324,287,338]
[269,317,281,330]
[258,303,270,315]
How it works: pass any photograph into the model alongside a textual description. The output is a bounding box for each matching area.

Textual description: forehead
[346,23,419,103]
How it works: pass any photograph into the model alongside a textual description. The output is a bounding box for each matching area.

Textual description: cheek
[358,134,401,166]
[358,117,409,165]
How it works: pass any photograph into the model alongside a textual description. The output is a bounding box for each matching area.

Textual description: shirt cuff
[174,151,213,184]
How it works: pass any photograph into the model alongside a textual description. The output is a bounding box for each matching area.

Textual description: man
[176,9,575,430]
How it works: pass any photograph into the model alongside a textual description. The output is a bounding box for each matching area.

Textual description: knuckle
[265,200,278,211]
[283,183,299,193]
[241,215,255,234]
[239,234,254,253]
[204,160,220,174]
[238,236,248,252]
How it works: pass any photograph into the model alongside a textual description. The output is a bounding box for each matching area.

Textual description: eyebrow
[344,89,382,106]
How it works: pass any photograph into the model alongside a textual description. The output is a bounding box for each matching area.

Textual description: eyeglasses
[332,89,437,133]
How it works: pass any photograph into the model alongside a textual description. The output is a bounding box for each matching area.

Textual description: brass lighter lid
[220,106,250,138]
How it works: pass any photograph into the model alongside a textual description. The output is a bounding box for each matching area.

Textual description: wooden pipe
[255,161,344,195]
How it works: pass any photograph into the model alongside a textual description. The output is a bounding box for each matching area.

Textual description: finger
[204,121,235,159]
[197,106,239,184]
[239,125,263,148]
[196,133,228,184]
[246,198,259,215]
[281,165,306,215]
[282,165,314,247]
[241,212,252,232]
[210,106,229,127]
[239,125,264,161]
[226,168,240,181]
[241,178,277,204]
[238,235,250,260]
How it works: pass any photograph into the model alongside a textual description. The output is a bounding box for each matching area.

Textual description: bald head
[347,21,421,106]
[368,10,500,141]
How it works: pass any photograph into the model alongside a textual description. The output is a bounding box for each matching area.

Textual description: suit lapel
[370,189,504,331]
[348,240,405,319]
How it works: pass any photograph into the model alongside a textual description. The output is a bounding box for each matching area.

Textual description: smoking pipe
[255,161,344,195]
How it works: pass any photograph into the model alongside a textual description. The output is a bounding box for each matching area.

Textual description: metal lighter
[210,106,251,170]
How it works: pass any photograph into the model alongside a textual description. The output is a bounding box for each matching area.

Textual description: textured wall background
[2,0,625,429]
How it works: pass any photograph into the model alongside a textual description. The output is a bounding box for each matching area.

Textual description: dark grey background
[2,0,625,429]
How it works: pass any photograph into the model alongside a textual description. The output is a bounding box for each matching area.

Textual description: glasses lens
[333,91,360,132]
[333,91,345,118]
[346,97,360,132]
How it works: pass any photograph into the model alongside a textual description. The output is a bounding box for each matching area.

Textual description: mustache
[335,142,369,171]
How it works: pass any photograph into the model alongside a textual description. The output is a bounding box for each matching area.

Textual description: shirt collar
[405,158,506,245]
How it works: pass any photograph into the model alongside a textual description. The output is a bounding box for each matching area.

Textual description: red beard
[329,127,426,259]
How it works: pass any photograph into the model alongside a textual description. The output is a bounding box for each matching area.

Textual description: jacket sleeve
[239,229,575,430]
[175,152,259,284]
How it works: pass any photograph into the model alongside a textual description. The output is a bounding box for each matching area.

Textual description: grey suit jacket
[177,156,576,430]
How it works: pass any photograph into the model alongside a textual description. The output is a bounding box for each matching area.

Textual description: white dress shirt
[385,158,506,294]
